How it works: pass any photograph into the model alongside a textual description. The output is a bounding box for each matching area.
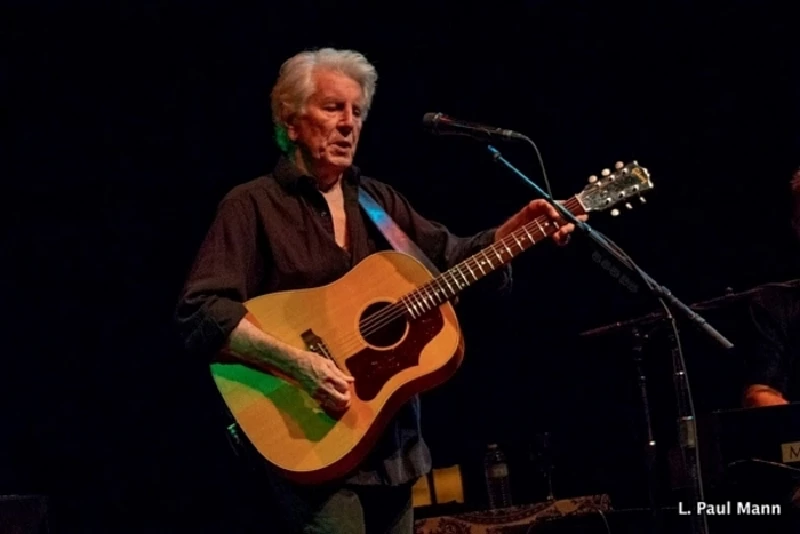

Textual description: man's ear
[286,123,297,142]
[285,110,299,142]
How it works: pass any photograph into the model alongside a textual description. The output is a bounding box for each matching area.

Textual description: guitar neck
[401,196,584,317]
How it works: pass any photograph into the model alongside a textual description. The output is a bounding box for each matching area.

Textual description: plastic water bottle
[484,444,513,510]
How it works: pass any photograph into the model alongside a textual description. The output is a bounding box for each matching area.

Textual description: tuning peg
[615,161,624,169]
[633,160,639,165]
[639,196,647,204]
[588,175,598,183]
[625,202,632,210]
[610,208,620,217]
[601,168,611,177]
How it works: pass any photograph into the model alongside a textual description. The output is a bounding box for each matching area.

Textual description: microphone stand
[487,144,734,534]
[632,327,662,534]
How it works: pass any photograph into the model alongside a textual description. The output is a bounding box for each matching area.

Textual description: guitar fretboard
[399,197,583,319]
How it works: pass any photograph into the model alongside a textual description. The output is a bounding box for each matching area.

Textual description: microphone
[422,112,528,142]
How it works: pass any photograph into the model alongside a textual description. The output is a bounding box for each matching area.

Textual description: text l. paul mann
[679,501,781,515]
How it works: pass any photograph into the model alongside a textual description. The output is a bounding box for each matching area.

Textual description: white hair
[270,48,378,153]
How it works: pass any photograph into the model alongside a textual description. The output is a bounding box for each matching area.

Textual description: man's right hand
[292,350,355,414]
[227,317,355,414]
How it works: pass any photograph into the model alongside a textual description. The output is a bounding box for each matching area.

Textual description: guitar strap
[358,187,441,276]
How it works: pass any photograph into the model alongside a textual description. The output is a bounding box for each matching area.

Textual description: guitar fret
[438,280,449,300]
[465,263,476,280]
[422,287,433,307]
[444,276,455,295]
[411,298,422,318]
[406,299,414,318]
[483,251,495,269]
[420,292,432,311]
[428,280,442,304]
[426,294,437,309]
[428,287,439,305]
[456,265,470,286]
[426,295,434,311]
[523,226,535,243]
[451,269,461,289]
[451,273,463,291]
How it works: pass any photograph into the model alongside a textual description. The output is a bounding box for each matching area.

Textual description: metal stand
[486,145,729,534]
[665,312,708,534]
[531,432,555,502]
[632,328,662,534]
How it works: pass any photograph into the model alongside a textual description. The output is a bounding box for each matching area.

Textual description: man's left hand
[495,199,586,246]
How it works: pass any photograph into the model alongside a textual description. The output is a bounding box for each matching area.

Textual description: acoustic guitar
[210,161,653,484]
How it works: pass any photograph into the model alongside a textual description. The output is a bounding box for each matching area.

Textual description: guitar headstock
[577,161,653,216]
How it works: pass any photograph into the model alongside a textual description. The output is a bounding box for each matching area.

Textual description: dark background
[5,0,800,531]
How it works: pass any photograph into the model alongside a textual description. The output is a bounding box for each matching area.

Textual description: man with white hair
[175,47,580,533]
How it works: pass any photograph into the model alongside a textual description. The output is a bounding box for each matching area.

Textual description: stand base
[413,494,610,532]
[525,506,794,534]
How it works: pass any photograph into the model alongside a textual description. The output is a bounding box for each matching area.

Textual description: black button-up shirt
[175,156,511,486]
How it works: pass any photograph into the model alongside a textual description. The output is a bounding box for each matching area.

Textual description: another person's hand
[743,384,789,408]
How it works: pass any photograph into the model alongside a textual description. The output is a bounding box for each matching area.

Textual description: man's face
[287,69,363,175]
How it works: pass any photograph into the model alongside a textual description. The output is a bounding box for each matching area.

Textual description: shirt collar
[272,155,362,193]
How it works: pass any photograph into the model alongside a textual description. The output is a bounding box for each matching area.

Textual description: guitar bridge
[301,329,333,360]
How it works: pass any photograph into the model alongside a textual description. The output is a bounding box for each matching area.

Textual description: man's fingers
[328,375,351,393]
[328,387,351,404]
[314,389,349,406]
[325,360,355,391]
[322,388,351,412]
[326,359,353,379]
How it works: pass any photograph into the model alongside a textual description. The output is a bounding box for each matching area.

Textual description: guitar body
[210,251,465,485]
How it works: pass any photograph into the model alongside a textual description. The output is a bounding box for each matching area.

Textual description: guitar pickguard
[345,309,444,401]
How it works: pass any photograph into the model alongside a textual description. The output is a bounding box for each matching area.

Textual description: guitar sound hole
[359,302,408,348]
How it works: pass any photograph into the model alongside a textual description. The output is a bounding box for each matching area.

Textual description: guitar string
[359,218,554,332]
[323,211,568,356]
[350,199,583,338]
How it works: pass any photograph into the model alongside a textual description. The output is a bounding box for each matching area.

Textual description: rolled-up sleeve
[175,197,265,359]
